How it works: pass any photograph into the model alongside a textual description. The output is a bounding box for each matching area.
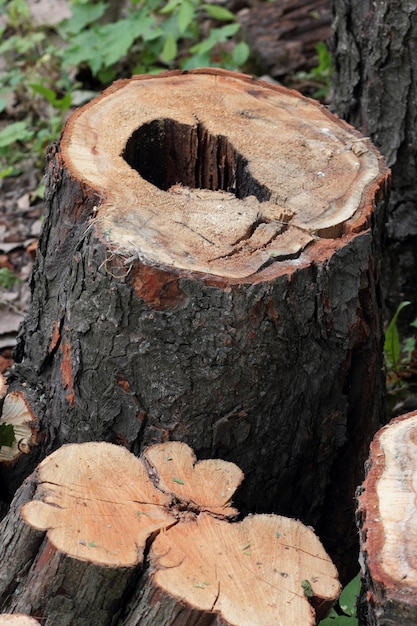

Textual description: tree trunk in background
[356,411,417,625]
[3,69,389,581]
[331,0,417,319]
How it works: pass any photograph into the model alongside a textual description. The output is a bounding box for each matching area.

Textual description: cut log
[9,69,389,578]
[356,410,417,625]
[0,441,340,625]
[0,391,38,464]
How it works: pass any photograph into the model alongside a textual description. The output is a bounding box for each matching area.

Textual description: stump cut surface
[62,69,383,279]
[16,441,340,625]
[358,411,417,604]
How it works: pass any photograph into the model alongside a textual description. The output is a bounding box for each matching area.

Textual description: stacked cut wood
[0,441,340,625]
[357,410,417,625]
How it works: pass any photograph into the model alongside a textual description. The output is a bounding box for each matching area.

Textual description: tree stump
[7,69,389,577]
[356,410,417,625]
[0,441,340,625]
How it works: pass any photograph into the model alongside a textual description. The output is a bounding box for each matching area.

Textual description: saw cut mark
[122,118,271,202]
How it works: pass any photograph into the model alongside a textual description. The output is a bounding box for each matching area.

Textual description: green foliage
[0,267,23,288]
[319,573,360,625]
[294,41,333,100]
[0,0,250,175]
[0,423,16,449]
[384,302,417,414]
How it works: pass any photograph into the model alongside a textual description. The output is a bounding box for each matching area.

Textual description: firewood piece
[125,513,340,626]
[0,392,37,464]
[0,441,340,625]
[357,410,417,625]
[143,441,244,517]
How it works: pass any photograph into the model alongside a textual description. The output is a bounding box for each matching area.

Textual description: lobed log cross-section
[357,410,417,625]
[7,69,389,577]
[0,441,340,625]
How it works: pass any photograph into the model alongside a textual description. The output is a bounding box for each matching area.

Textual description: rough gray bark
[4,70,388,582]
[331,0,417,318]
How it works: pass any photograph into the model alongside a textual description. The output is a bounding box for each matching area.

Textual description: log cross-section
[357,411,417,624]
[0,441,340,625]
[63,69,382,278]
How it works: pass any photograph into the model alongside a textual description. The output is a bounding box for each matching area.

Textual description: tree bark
[331,0,417,318]
[5,69,388,579]
[0,441,340,625]
[356,410,417,625]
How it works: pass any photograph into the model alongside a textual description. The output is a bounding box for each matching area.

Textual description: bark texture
[4,70,389,580]
[356,411,417,625]
[331,0,417,317]
[0,441,340,626]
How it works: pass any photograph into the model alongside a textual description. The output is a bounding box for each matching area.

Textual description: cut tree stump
[356,410,417,625]
[6,69,389,578]
[0,441,340,625]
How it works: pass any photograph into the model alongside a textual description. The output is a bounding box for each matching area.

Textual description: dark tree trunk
[356,410,417,625]
[331,0,417,319]
[3,69,388,581]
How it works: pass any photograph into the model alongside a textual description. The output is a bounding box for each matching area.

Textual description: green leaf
[0,423,16,448]
[0,121,33,148]
[58,2,107,36]
[160,34,178,63]
[319,616,357,625]
[190,23,240,55]
[160,0,182,14]
[384,301,411,369]
[177,1,195,34]
[301,579,313,598]
[232,41,250,66]
[0,267,22,288]
[29,83,58,104]
[203,4,236,21]
[338,573,360,617]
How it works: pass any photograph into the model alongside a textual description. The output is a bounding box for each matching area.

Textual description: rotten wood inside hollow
[0,441,340,626]
[357,411,417,625]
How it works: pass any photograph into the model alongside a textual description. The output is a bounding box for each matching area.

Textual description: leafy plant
[294,41,333,100]
[0,0,250,175]
[0,423,16,449]
[319,573,360,625]
[384,301,413,372]
[0,267,23,289]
